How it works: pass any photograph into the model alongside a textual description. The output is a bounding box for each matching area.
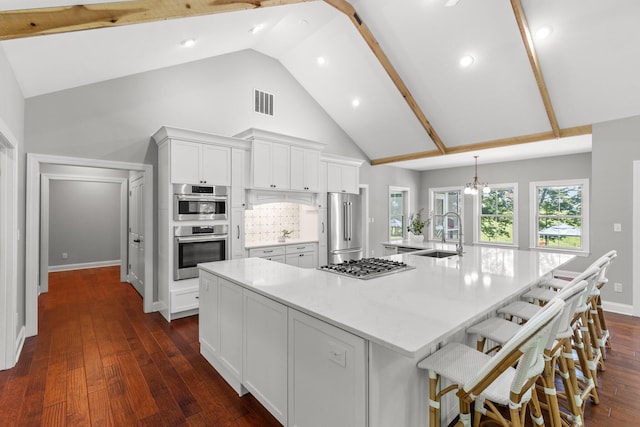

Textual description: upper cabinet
[324,154,364,195]
[251,140,290,190]
[290,147,320,192]
[235,128,325,193]
[171,140,231,186]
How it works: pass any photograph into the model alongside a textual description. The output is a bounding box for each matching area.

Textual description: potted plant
[407,209,429,242]
[278,229,293,242]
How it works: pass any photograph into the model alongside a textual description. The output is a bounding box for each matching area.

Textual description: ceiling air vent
[254,89,274,116]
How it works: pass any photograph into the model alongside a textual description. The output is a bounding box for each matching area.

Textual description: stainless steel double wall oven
[173,184,229,280]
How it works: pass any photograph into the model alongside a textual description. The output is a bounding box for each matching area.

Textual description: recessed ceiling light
[317,56,326,65]
[180,39,196,47]
[249,24,265,35]
[459,55,474,67]
[352,98,361,108]
[534,25,553,40]
[444,0,460,6]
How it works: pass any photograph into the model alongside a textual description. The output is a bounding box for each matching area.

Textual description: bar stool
[543,250,617,366]
[417,298,565,427]
[467,268,597,427]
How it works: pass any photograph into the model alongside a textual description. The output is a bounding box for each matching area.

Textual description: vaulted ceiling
[1,0,638,170]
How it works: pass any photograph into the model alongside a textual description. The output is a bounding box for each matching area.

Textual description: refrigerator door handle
[348,201,353,241]
[343,202,349,241]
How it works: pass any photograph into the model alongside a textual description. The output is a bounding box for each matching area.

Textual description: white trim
[389,186,410,241]
[602,301,634,317]
[633,161,640,316]
[428,186,464,242]
[48,260,121,272]
[14,326,25,365]
[529,178,590,255]
[0,117,18,370]
[473,182,519,247]
[26,153,154,338]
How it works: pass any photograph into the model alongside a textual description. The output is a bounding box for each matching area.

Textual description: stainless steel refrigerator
[328,192,363,264]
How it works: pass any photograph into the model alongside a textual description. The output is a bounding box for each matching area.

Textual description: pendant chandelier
[464,156,490,195]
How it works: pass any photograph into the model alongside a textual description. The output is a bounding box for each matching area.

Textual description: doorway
[128,173,145,297]
[25,154,154,337]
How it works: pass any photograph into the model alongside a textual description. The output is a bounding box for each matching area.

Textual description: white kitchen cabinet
[327,162,359,194]
[285,243,318,268]
[171,140,230,185]
[231,148,248,208]
[249,246,285,259]
[288,309,367,427]
[290,147,320,192]
[382,245,398,256]
[318,208,328,266]
[231,208,245,260]
[218,279,244,387]
[243,291,288,425]
[252,140,290,190]
[199,271,219,357]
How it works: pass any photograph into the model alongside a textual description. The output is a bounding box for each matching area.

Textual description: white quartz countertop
[381,240,452,250]
[199,247,574,357]
[244,239,319,249]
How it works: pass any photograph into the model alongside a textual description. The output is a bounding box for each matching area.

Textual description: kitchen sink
[413,250,458,258]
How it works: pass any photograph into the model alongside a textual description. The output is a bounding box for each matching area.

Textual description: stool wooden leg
[595,293,611,349]
[573,321,600,405]
[540,350,562,427]
[428,371,441,427]
[529,389,545,427]
[557,338,584,426]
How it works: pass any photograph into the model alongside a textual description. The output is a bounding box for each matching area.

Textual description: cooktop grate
[318,258,415,280]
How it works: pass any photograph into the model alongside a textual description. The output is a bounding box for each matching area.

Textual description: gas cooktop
[318,258,415,280]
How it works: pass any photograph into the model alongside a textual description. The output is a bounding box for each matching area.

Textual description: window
[475,183,518,246]
[530,179,589,253]
[389,187,409,241]
[429,187,462,242]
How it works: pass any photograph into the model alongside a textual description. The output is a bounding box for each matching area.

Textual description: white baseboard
[15,325,25,365]
[48,260,120,272]
[602,301,634,316]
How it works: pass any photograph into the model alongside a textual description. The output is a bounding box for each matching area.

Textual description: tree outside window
[479,186,516,244]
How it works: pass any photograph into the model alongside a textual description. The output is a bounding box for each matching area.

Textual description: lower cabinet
[199,270,367,427]
[244,291,288,425]
[288,310,367,427]
[218,280,244,386]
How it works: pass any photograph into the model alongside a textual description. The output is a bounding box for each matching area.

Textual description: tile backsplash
[245,203,313,245]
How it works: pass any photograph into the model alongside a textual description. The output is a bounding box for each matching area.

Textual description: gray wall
[420,152,592,249]
[588,116,640,306]
[48,180,121,267]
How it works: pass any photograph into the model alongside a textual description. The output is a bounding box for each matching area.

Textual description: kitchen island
[198,246,574,427]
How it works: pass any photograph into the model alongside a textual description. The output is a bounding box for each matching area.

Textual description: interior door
[128,175,145,296]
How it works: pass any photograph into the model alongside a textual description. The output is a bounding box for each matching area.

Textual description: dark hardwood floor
[0,267,281,426]
[0,266,638,426]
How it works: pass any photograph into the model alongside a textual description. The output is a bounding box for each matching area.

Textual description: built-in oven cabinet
[171,140,231,186]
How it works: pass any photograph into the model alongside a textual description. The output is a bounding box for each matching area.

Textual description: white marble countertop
[199,247,574,357]
[244,239,319,249]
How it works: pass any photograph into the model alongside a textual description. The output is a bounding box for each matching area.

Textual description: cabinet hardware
[195,296,199,299]
[264,250,274,253]
[322,222,325,233]
[133,239,141,243]
[237,225,240,239]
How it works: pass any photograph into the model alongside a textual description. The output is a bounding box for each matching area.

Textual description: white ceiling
[2,0,638,170]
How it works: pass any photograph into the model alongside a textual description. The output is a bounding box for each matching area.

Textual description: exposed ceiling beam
[370,125,592,166]
[0,0,312,40]
[510,0,560,138]
[323,0,448,155]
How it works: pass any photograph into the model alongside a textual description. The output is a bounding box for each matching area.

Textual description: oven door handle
[175,194,228,201]
[176,235,228,243]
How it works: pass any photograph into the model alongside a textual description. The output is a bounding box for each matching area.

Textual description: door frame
[128,172,145,294]
[40,173,129,292]
[26,153,154,337]
[633,160,640,316]
[0,119,18,370]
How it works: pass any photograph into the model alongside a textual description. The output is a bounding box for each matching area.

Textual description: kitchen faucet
[442,211,464,256]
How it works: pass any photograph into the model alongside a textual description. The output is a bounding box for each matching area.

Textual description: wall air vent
[254,89,274,116]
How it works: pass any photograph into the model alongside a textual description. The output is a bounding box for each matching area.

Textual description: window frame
[473,182,519,247]
[428,186,464,242]
[529,178,590,255]
[388,186,410,241]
